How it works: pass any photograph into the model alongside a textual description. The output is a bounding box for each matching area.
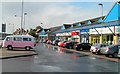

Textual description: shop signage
[65,32,71,36]
[80,29,89,35]
[71,32,79,36]
[89,27,114,34]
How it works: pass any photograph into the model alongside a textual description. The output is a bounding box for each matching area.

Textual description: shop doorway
[91,36,100,44]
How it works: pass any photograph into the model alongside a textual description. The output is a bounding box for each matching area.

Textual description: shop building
[54,1,120,45]
[89,1,120,44]
[39,26,61,42]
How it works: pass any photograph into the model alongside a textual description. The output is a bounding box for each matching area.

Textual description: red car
[61,41,69,47]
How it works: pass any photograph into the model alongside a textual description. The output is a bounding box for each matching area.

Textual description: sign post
[2,24,6,40]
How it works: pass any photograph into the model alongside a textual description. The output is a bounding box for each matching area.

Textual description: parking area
[44,43,120,62]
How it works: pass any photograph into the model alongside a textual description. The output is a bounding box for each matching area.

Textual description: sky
[1,0,119,34]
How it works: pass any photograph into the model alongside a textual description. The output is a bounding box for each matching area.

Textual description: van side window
[23,38,31,41]
[14,37,22,41]
[6,37,12,41]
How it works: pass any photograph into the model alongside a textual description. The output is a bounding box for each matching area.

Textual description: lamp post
[14,14,22,35]
[98,3,103,44]
[21,0,24,35]
[15,0,24,35]
[40,22,44,42]
[98,3,103,17]
[23,13,27,31]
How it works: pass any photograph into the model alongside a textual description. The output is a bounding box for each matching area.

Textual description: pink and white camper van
[2,35,35,50]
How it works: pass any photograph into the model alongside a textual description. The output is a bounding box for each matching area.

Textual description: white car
[58,41,62,46]
[90,44,109,54]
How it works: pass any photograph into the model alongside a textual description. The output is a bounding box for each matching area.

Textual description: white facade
[89,26,120,34]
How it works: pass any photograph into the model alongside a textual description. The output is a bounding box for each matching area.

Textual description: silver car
[100,44,120,58]
[118,45,120,58]
[90,44,109,54]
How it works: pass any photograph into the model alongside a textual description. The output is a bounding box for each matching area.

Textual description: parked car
[52,40,56,45]
[58,41,62,46]
[74,43,91,51]
[46,40,52,44]
[100,44,120,58]
[43,39,48,43]
[59,41,68,47]
[62,42,70,47]
[2,35,35,50]
[90,44,109,54]
[54,40,60,46]
[118,46,120,58]
[65,42,78,49]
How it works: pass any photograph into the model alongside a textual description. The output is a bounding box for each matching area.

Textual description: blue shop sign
[80,29,89,35]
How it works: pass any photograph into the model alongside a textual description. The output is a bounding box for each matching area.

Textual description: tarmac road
[2,43,120,72]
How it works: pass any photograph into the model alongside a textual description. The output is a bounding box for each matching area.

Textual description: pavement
[0,48,38,59]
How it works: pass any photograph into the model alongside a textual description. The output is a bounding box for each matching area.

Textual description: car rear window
[92,44,100,46]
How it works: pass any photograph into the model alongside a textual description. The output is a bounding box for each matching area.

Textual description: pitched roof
[49,26,61,32]
[63,24,72,29]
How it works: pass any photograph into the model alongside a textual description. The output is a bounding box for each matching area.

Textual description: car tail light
[107,48,110,51]
[75,44,78,46]
[95,48,98,50]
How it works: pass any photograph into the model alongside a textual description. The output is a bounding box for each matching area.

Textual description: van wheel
[7,45,13,50]
[25,46,31,51]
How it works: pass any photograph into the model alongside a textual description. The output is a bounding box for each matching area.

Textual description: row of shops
[39,1,120,45]
[55,25,120,45]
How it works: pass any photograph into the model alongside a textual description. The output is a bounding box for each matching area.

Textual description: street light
[98,3,103,44]
[14,14,22,34]
[14,0,24,35]
[23,13,27,31]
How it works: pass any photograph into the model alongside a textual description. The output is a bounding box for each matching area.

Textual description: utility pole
[98,3,103,44]
[21,0,24,35]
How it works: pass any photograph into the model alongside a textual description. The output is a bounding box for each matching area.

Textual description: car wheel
[76,48,79,51]
[92,52,96,54]
[96,50,101,55]
[112,52,118,58]
[7,45,13,50]
[69,46,72,49]
[25,46,31,51]
[105,54,109,57]
[80,48,83,51]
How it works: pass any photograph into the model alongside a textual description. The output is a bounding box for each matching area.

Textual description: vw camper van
[2,35,35,50]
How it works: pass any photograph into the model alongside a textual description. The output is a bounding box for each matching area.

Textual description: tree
[36,26,43,33]
[28,29,37,37]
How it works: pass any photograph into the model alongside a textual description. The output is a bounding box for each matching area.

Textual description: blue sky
[1,0,118,33]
